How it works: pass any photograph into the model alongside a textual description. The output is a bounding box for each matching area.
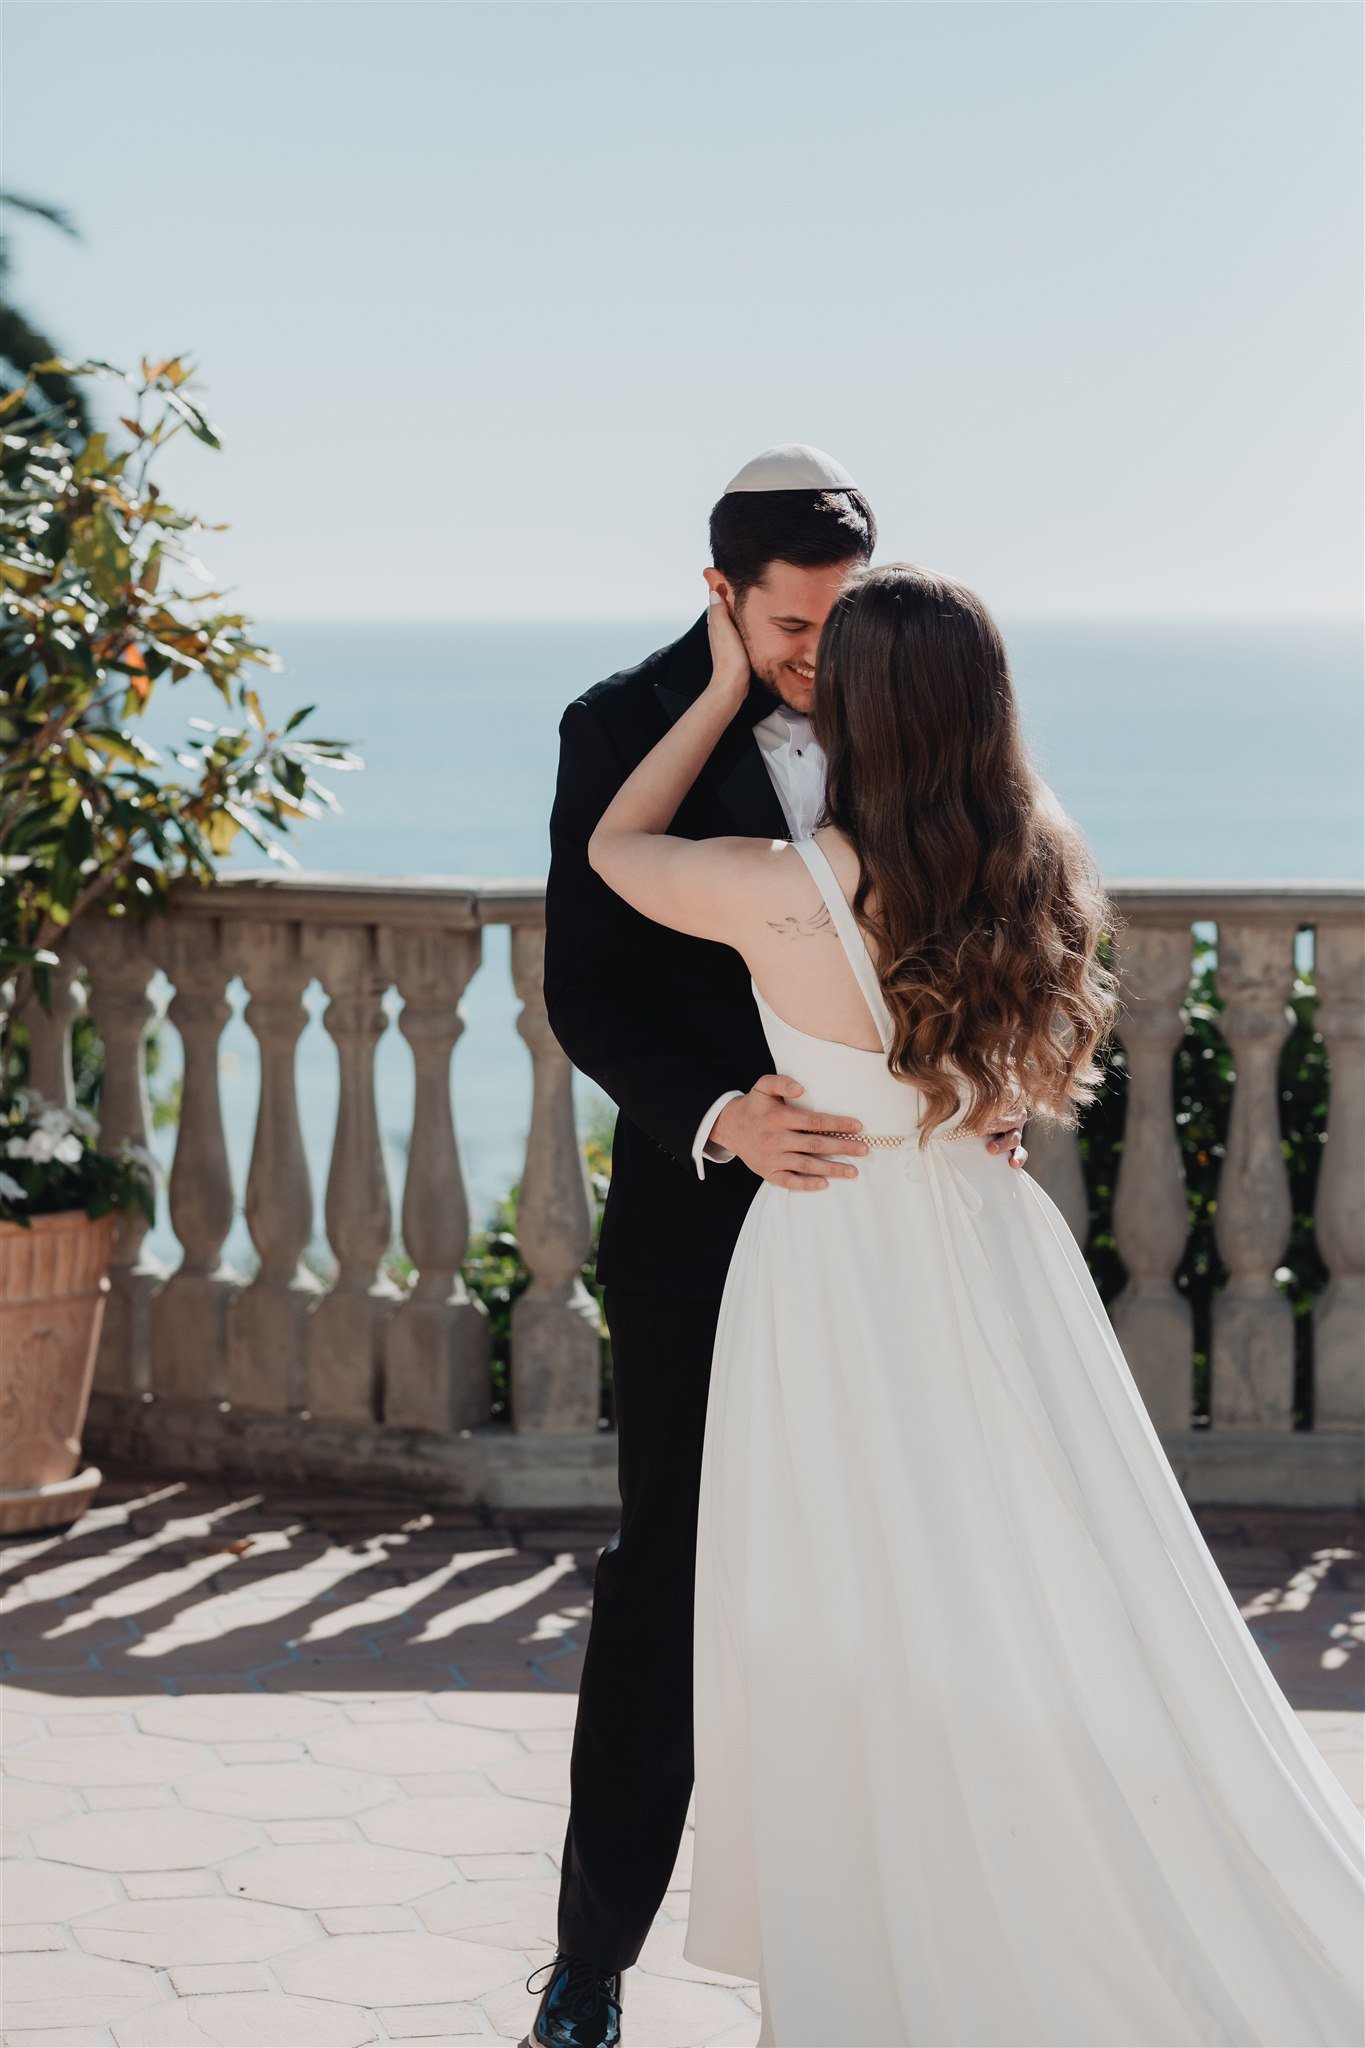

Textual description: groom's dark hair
[709,488,876,599]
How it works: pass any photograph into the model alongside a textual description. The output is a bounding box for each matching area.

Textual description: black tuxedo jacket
[544,612,793,1302]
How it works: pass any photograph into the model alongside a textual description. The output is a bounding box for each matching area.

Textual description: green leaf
[72,431,109,480]
[164,390,222,450]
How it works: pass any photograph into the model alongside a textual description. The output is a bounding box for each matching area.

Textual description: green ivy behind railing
[1080,945,1325,1427]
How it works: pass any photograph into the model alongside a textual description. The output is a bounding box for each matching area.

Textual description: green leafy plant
[461,1102,616,1425]
[1,1087,154,1227]
[0,352,359,1071]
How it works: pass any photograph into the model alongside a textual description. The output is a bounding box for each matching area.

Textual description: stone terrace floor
[1,1476,1362,2048]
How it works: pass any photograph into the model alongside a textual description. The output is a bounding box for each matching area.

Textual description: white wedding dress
[683,835,1364,2048]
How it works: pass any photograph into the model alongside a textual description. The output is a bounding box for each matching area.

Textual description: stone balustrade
[23,876,1365,1511]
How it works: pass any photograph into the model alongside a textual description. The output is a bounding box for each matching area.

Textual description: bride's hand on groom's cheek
[704,580,753,705]
[712,1076,868,1192]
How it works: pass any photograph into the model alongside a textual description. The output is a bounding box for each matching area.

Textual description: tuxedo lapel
[711,726,790,841]
[654,616,790,843]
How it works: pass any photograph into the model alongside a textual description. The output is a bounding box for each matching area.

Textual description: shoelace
[526,1952,623,2027]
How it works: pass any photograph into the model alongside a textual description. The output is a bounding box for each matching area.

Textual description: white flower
[21,1129,58,1165]
[0,1172,26,1203]
[36,1102,77,1136]
[4,1135,33,1160]
[52,1134,84,1167]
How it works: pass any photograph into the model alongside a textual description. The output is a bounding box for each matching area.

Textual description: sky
[3,0,1361,623]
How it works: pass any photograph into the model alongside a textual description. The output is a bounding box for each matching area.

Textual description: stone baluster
[1022,1121,1088,1248]
[509,923,600,1435]
[150,920,238,1404]
[1111,924,1194,1430]
[383,924,491,1432]
[77,916,163,1396]
[225,921,319,1413]
[24,953,84,1110]
[304,923,400,1422]
[1211,922,1295,1429]
[1312,919,1365,1430]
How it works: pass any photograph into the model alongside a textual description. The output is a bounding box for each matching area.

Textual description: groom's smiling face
[726,558,858,716]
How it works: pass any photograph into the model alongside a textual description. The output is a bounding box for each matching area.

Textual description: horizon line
[252,609,1365,630]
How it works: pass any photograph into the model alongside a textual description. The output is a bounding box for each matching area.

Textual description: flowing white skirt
[684,1145,1364,2047]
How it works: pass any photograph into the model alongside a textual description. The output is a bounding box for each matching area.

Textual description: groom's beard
[746,656,816,717]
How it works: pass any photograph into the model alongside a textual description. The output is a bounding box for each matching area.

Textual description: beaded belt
[821,1127,977,1147]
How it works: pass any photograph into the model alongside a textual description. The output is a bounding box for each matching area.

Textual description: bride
[586,562,1364,2048]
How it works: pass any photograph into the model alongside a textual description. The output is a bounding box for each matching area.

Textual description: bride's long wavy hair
[810,562,1118,1138]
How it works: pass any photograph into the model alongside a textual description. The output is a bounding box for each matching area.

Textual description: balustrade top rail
[167,871,1365,930]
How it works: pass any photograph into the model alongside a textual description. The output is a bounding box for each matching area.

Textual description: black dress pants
[556,1285,722,1974]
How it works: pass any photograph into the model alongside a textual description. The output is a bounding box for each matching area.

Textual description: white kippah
[722,442,861,495]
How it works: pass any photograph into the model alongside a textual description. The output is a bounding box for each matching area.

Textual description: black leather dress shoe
[522,1949,623,2047]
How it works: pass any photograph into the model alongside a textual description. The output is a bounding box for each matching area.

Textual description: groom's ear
[702,566,735,607]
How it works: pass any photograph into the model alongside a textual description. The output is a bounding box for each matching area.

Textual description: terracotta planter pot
[0,1210,117,1533]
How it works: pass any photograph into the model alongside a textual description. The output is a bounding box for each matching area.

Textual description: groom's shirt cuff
[692,1090,746,1180]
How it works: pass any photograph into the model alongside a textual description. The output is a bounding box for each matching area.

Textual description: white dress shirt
[691,705,828,1179]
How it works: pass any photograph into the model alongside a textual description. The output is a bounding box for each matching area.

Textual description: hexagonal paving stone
[373,2003,483,2039]
[394,1772,486,1800]
[46,1714,131,1736]
[1,2033,109,2048]
[0,1679,159,1715]
[0,1710,40,1748]
[167,1963,272,1995]
[135,1695,339,1744]
[31,1809,258,1872]
[520,1728,573,1754]
[417,1877,559,1948]
[4,1606,136,1654]
[259,1661,449,1699]
[429,1690,578,1730]
[306,1722,517,1776]
[4,1950,161,2031]
[1,1922,65,1951]
[275,1930,520,2006]
[484,1752,570,1805]
[226,1843,452,1909]
[74,1896,312,1966]
[7,1733,211,1787]
[0,1858,118,1923]
[361,1795,566,1858]
[1,1779,77,1831]
[177,1762,387,1821]
[111,1990,379,2046]
[340,1699,429,1725]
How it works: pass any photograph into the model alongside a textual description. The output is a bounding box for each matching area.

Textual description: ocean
[135,617,1363,1266]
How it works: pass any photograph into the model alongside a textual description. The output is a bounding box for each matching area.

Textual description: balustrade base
[1313,1280,1365,1431]
[82,1392,621,1511]
[151,1270,237,1405]
[78,1396,1362,1514]
[1161,1429,1365,1509]
[93,1265,162,1399]
[385,1295,492,1434]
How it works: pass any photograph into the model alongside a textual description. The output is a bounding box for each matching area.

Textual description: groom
[529,446,1021,2048]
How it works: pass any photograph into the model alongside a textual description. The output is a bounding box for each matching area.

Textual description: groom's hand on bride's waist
[711,1077,869,1192]
[710,1081,1029,1186]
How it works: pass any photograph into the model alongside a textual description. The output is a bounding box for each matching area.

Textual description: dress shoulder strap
[790,836,895,1054]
